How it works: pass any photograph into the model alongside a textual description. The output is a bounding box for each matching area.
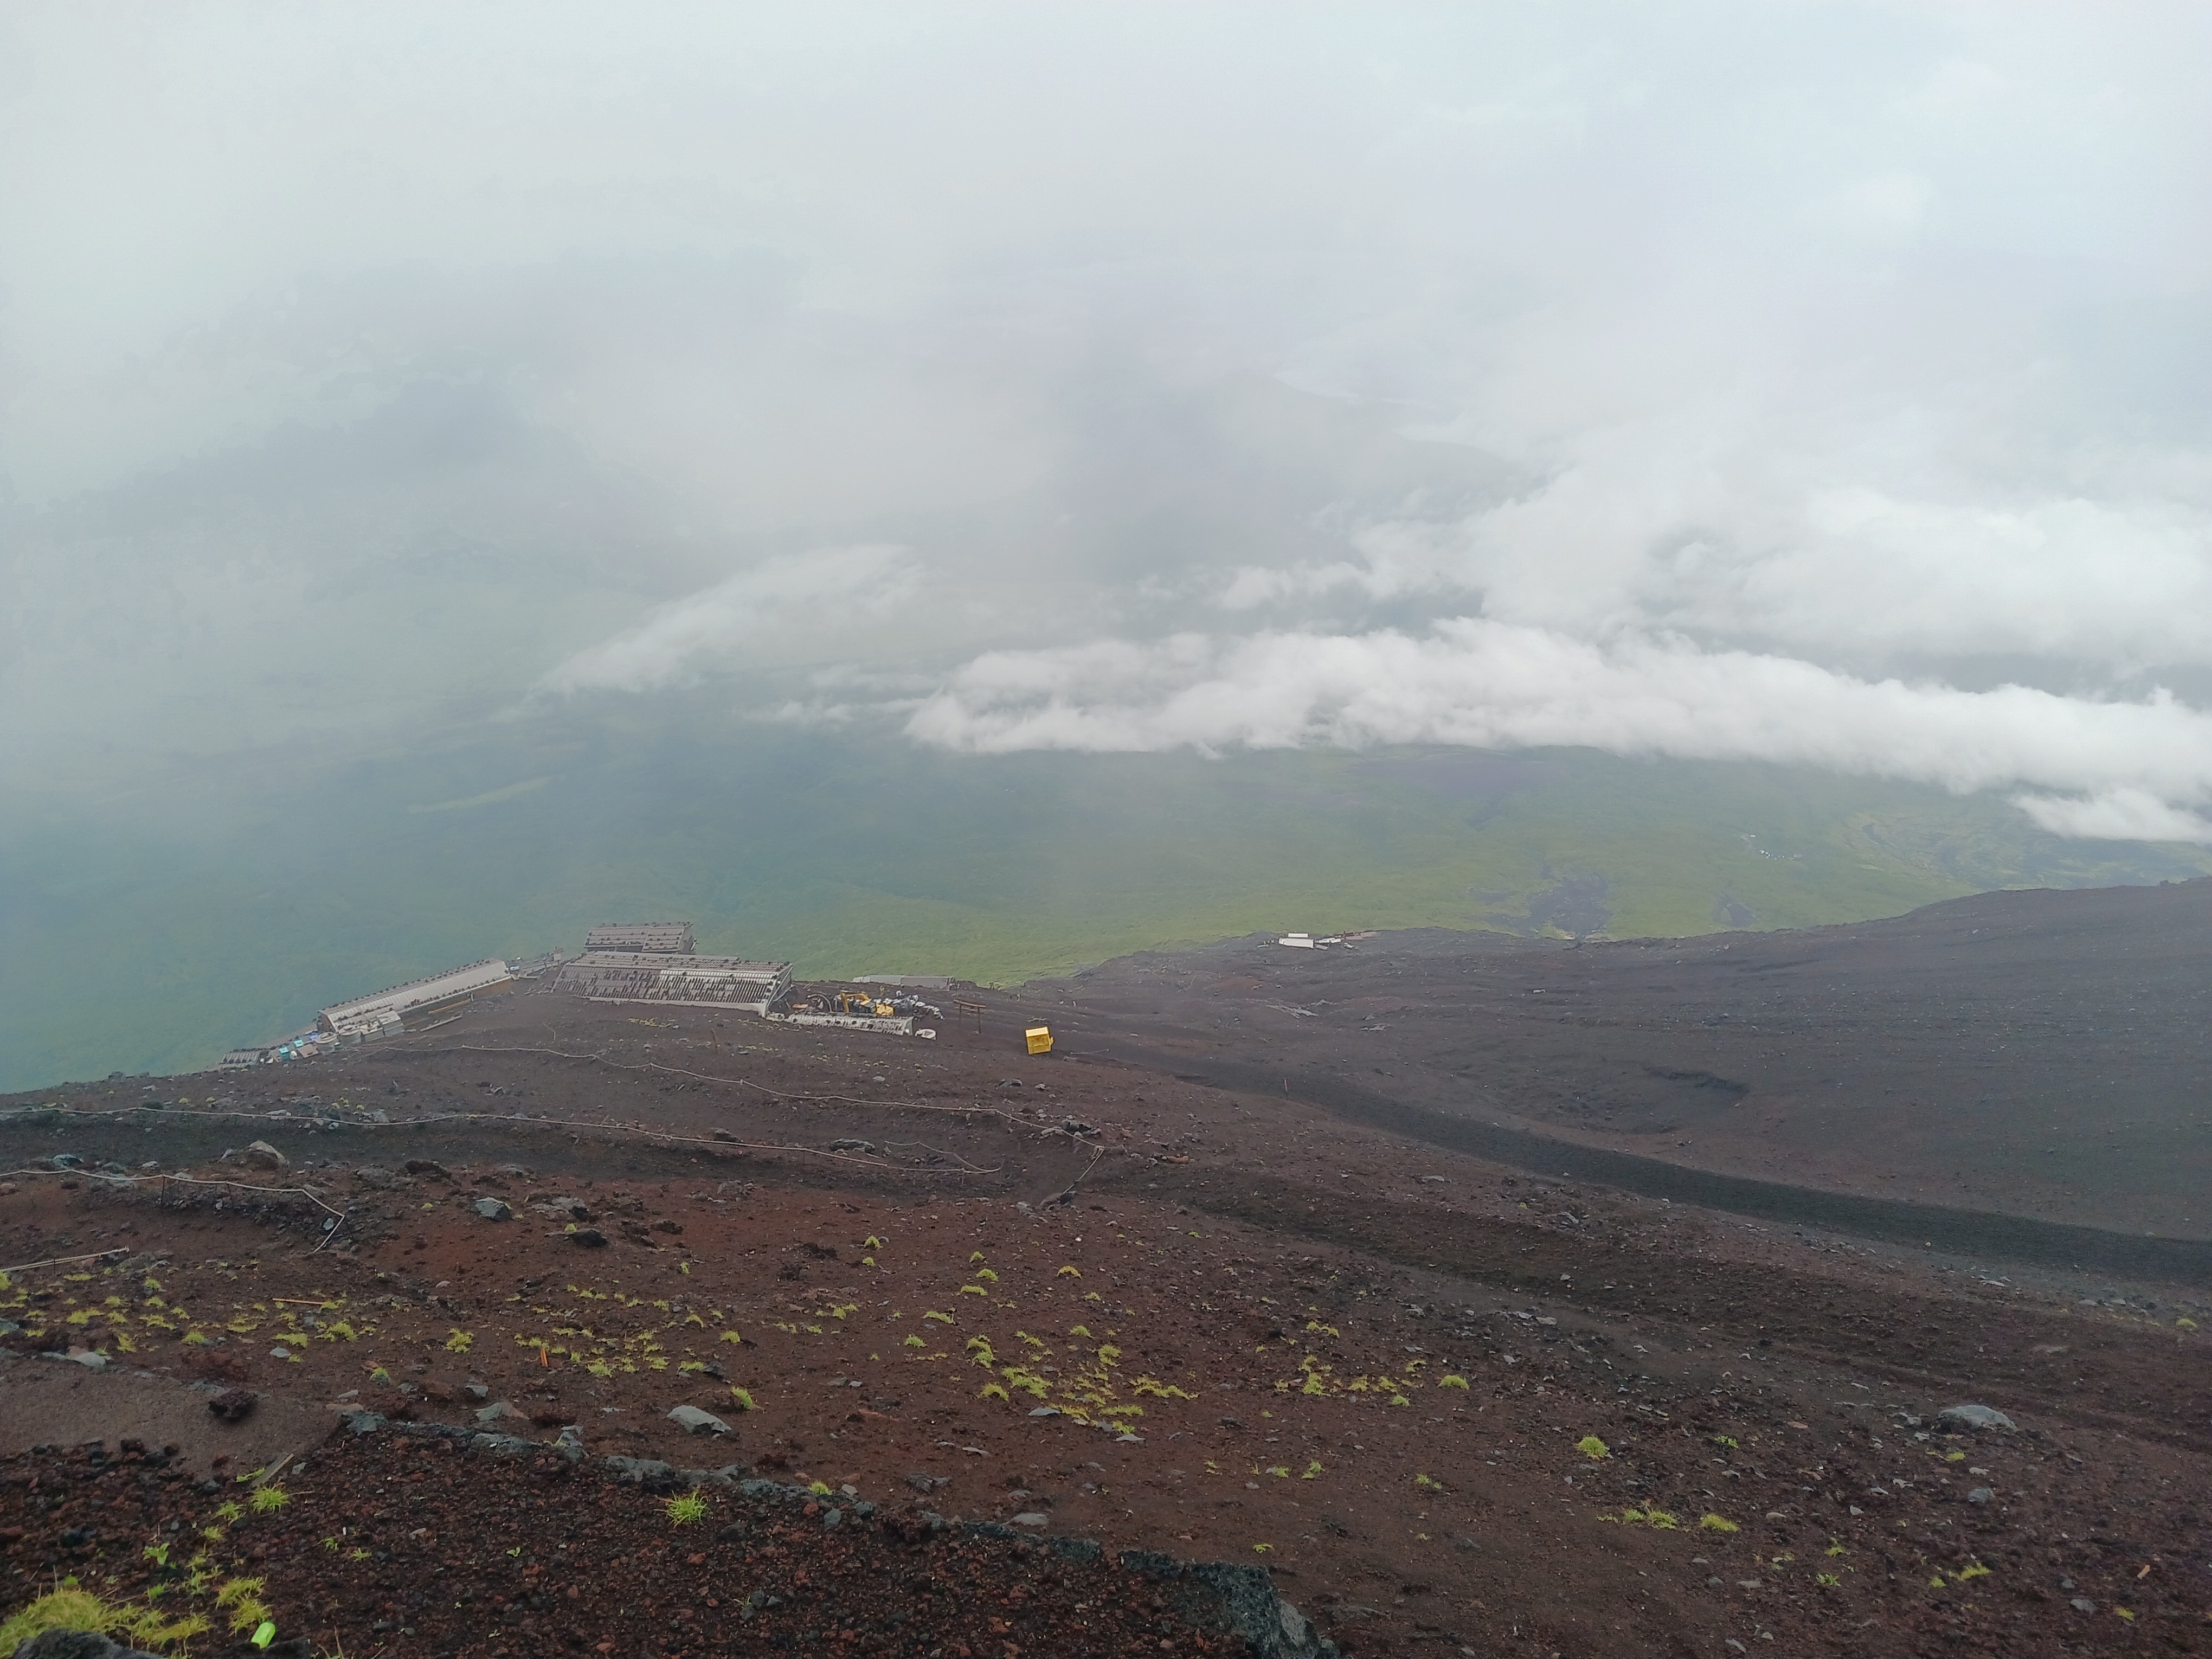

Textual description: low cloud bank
[906,620,2212,843]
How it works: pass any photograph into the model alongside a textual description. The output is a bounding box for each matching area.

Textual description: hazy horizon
[5,4,2212,1085]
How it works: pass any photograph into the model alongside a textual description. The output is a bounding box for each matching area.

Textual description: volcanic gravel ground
[1012,879,2212,1240]
[4,886,2211,1656]
[0,1434,1266,1656]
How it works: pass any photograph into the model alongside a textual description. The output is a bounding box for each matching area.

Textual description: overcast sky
[5,3,2211,839]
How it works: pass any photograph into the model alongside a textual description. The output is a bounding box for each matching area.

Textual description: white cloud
[8,1,2212,851]
[2012,788,2212,845]
[909,620,2212,827]
[538,545,918,695]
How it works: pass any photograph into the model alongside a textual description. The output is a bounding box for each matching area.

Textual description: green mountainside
[4,722,2205,1091]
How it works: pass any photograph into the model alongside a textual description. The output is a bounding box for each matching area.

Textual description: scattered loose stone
[472,1197,513,1220]
[1011,1512,1048,1527]
[1966,1487,1994,1504]
[570,1229,609,1248]
[668,1405,731,1436]
[1937,1404,2017,1431]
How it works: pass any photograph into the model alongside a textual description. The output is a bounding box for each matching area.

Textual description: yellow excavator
[835,991,896,1018]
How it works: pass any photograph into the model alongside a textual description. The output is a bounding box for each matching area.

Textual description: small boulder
[208,1388,255,1422]
[475,1400,521,1425]
[711,1129,740,1143]
[1938,1404,2017,1432]
[570,1229,609,1248]
[14,1631,166,1659]
[65,1350,111,1371]
[472,1197,513,1221]
[462,1382,490,1400]
[236,1141,287,1171]
[404,1158,450,1179]
[1966,1487,1995,1504]
[1010,1512,1048,1528]
[668,1405,731,1436]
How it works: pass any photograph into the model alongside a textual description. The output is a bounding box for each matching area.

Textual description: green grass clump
[665,1493,709,1526]
[0,1585,214,1654]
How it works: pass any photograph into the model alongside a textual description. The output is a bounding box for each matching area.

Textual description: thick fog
[6,4,2212,838]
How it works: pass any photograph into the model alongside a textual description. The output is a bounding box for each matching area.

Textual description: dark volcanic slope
[1018,879,2212,1244]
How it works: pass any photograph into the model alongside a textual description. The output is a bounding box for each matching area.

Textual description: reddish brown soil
[4,888,2211,1656]
[0,1435,1260,1657]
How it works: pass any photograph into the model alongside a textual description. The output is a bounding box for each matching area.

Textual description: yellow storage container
[1024,1025,1053,1055]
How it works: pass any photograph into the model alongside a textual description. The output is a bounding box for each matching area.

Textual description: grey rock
[1009,1512,1048,1527]
[1278,1600,1311,1648]
[14,1631,166,1659]
[821,1506,842,1529]
[58,1350,110,1371]
[554,1425,587,1462]
[345,1411,386,1435]
[2070,1598,2097,1613]
[463,1382,490,1400]
[603,1455,675,1483]
[475,1400,520,1425]
[1028,1406,1061,1418]
[472,1197,513,1221]
[668,1405,731,1436]
[236,1140,288,1170]
[570,1228,608,1248]
[905,1471,948,1492]
[1966,1487,1994,1504]
[1938,1404,2017,1432]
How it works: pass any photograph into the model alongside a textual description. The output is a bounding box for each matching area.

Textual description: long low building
[586,922,696,954]
[554,951,792,1013]
[317,959,511,1033]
